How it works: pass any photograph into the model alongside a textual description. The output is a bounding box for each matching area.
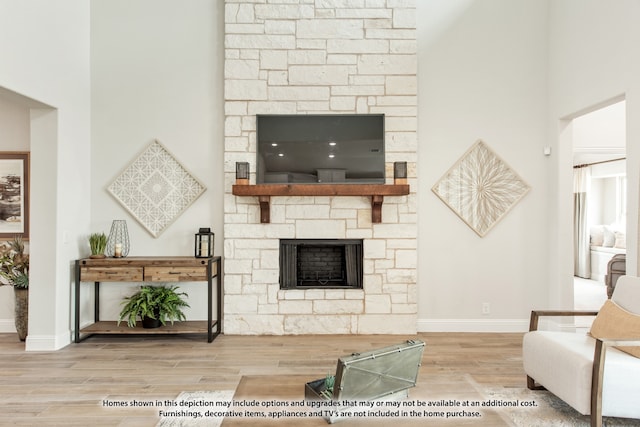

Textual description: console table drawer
[80,267,143,282]
[144,267,208,282]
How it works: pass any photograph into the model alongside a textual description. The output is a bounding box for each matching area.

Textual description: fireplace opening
[280,239,363,289]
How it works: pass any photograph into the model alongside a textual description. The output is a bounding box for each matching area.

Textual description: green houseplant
[118,285,189,328]
[89,232,107,258]
[0,236,29,340]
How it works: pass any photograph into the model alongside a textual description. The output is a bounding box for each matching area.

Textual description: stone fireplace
[223,0,417,335]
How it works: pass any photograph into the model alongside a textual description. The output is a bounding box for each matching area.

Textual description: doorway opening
[572,99,626,312]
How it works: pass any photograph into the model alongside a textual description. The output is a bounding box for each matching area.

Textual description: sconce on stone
[394,161,407,185]
[236,162,249,185]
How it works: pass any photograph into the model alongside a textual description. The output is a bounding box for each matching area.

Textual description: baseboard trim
[0,319,15,333]
[417,318,529,333]
[25,332,72,351]
[0,323,77,351]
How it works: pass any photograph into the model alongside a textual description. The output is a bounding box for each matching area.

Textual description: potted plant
[118,285,189,328]
[0,236,29,341]
[89,233,107,258]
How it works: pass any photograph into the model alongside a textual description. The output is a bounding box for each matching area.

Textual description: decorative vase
[106,220,130,258]
[14,287,28,341]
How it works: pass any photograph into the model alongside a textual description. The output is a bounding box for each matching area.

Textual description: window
[616,175,627,227]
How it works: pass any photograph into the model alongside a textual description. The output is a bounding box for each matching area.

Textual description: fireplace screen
[280,239,363,289]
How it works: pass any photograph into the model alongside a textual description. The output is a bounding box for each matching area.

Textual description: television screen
[256,114,385,184]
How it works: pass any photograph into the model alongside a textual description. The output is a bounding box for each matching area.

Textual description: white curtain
[574,166,591,278]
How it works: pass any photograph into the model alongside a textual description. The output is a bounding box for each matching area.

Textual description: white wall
[417,0,550,331]
[0,97,30,150]
[573,101,626,150]
[90,0,224,321]
[548,0,640,307]
[417,0,640,330]
[0,0,91,350]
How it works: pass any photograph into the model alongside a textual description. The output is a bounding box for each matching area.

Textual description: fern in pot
[118,285,189,328]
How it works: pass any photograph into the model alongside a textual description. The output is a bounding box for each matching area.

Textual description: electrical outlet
[482,302,490,315]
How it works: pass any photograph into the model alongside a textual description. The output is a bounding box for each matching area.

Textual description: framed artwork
[432,140,530,237]
[0,152,30,239]
[107,140,206,238]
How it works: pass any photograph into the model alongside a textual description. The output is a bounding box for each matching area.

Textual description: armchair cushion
[590,300,640,358]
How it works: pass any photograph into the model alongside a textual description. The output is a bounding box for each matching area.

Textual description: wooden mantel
[232,184,410,223]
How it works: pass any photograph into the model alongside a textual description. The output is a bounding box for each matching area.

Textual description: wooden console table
[74,256,222,343]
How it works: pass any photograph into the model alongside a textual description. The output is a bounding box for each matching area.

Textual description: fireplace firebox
[280,239,363,289]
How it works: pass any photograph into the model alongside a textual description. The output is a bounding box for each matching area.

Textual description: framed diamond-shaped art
[107,140,206,237]
[432,140,530,237]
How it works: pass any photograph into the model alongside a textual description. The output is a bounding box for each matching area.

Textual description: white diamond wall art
[431,140,530,237]
[107,140,206,238]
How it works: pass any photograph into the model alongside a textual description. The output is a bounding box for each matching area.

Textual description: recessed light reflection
[329,142,337,146]
[278,153,284,157]
[328,154,335,158]
[271,143,278,147]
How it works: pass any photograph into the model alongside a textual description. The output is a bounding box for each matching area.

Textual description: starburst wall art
[431,140,530,237]
[107,140,206,237]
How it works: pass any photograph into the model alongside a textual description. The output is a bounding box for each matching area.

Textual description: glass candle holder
[106,220,130,258]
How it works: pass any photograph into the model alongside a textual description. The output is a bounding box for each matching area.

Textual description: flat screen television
[256,114,385,184]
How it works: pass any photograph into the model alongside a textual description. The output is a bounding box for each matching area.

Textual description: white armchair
[523,275,640,427]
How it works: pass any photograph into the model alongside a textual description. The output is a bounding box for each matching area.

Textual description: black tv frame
[255,114,385,184]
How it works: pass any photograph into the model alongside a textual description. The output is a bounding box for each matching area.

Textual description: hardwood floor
[0,332,526,426]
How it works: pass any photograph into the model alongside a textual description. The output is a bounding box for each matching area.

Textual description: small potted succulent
[89,233,107,258]
[118,285,190,328]
[321,374,335,399]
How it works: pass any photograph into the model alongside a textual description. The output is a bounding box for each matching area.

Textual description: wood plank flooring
[0,332,526,426]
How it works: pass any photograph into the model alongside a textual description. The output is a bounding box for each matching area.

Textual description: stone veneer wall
[223,0,417,334]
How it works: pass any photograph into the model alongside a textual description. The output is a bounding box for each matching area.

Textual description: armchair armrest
[596,338,640,347]
[529,310,599,331]
[525,310,599,391]
[591,337,640,427]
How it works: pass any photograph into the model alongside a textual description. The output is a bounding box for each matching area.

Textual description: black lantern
[394,161,407,184]
[236,162,250,185]
[195,228,214,258]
